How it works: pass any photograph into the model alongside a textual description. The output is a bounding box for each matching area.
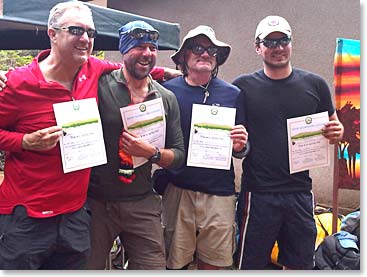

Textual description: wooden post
[332,144,339,234]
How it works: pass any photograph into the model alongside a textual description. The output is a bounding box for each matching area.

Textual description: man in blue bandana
[85,20,185,270]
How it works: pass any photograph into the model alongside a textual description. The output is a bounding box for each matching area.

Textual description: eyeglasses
[53,26,97,38]
[119,28,159,41]
[188,45,218,57]
[259,36,291,48]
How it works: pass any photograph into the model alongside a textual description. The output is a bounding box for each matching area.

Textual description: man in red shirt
[0,1,178,269]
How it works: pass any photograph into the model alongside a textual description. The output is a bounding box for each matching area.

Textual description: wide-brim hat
[171,25,231,66]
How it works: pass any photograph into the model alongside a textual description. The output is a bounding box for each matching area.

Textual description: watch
[148,146,161,163]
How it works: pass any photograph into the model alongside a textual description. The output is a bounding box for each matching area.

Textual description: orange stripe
[334,76,360,86]
[336,96,360,109]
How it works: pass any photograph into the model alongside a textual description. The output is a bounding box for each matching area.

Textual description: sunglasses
[119,28,159,41]
[188,45,218,57]
[259,36,291,48]
[53,26,97,38]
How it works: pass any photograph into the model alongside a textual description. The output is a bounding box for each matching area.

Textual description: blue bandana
[118,21,159,54]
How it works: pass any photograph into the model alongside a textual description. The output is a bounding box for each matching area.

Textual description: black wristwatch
[148,146,161,163]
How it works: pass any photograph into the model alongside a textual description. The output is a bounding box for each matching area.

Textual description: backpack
[340,210,360,245]
[314,206,342,248]
[314,231,360,270]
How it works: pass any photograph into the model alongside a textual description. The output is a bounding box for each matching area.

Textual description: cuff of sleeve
[232,141,250,159]
[169,148,185,169]
[4,132,25,152]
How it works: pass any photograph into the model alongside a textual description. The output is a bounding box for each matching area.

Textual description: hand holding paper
[322,119,344,144]
[22,126,63,151]
[120,129,155,160]
[230,124,248,152]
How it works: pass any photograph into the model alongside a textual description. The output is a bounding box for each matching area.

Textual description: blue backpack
[314,209,360,271]
[340,210,360,245]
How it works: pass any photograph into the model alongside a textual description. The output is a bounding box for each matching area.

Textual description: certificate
[120,98,166,168]
[287,111,330,174]
[53,98,107,173]
[187,104,236,170]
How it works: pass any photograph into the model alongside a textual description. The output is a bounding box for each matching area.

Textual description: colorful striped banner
[334,38,360,190]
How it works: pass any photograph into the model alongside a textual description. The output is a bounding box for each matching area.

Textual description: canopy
[0,0,180,50]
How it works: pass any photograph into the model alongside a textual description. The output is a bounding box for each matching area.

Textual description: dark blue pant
[0,204,91,269]
[235,191,317,269]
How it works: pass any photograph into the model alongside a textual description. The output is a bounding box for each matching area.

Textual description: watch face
[149,147,161,163]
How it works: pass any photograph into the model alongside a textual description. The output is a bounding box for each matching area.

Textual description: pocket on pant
[0,207,37,266]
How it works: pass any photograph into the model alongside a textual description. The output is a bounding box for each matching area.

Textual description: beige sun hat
[171,25,231,66]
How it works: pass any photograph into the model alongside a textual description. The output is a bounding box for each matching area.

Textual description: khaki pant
[85,194,166,270]
[162,184,236,269]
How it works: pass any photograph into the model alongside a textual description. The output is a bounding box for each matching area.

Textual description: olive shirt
[88,69,185,202]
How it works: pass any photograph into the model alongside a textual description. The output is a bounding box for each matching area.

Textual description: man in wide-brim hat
[158,25,249,270]
[171,25,231,76]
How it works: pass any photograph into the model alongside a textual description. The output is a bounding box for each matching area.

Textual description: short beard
[128,63,155,80]
[263,58,290,69]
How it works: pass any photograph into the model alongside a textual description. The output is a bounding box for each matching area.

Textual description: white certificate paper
[287,111,330,174]
[187,104,236,170]
[120,98,166,168]
[53,98,107,173]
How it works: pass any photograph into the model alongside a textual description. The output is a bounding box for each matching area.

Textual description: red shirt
[0,50,130,217]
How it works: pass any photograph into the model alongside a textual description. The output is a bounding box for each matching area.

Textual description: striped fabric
[334,38,360,190]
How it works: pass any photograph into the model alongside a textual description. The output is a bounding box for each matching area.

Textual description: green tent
[0,0,180,50]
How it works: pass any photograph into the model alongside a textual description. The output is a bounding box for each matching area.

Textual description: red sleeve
[0,129,24,152]
[0,87,25,152]
[89,56,121,76]
[150,66,165,82]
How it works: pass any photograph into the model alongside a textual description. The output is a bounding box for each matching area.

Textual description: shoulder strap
[316,214,330,237]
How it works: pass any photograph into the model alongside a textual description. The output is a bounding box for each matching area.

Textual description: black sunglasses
[53,26,97,38]
[259,36,291,48]
[188,45,218,57]
[119,28,159,41]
